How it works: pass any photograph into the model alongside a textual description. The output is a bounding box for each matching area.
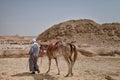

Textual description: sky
[0,0,120,36]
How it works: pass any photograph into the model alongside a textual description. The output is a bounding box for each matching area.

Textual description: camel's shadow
[11,72,58,80]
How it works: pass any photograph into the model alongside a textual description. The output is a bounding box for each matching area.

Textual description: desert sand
[0,54,120,80]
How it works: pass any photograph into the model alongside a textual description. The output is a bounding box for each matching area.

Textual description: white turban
[32,38,36,43]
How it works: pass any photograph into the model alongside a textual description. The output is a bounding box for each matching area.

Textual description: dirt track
[0,54,120,80]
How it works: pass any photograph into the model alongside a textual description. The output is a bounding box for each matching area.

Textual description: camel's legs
[64,57,71,77]
[46,58,51,73]
[54,58,60,75]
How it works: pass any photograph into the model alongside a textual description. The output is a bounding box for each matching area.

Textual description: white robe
[29,42,40,72]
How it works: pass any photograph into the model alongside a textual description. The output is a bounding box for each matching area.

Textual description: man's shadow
[11,72,58,80]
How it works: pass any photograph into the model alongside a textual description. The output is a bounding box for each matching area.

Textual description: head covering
[32,38,36,43]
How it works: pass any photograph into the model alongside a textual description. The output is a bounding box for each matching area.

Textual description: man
[29,38,40,74]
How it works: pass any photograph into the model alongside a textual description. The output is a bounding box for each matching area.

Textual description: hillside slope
[37,19,120,47]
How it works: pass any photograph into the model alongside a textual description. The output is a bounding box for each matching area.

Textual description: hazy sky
[0,0,120,36]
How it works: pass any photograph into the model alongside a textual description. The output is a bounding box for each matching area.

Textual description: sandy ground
[0,54,120,80]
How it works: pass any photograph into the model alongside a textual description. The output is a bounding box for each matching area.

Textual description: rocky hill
[37,19,120,47]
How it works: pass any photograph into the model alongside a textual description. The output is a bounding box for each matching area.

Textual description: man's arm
[29,46,33,55]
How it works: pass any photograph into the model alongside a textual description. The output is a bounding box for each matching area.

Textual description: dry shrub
[77,48,97,57]
[114,49,120,55]
[96,47,120,56]
[78,46,120,57]
[0,49,29,58]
